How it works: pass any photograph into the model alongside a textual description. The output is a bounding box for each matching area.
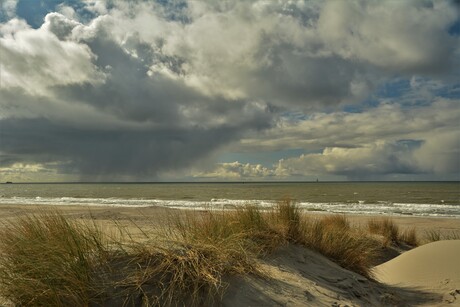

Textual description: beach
[0,203,459,306]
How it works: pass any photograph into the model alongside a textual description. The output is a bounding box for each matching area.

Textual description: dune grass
[299,215,380,277]
[399,227,419,246]
[367,218,420,247]
[0,211,257,306]
[368,218,400,246]
[423,229,460,243]
[0,212,109,306]
[0,203,395,306]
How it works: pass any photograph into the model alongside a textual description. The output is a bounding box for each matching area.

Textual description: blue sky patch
[15,0,95,28]
[217,149,306,168]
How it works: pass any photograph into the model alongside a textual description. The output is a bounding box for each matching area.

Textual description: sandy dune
[222,241,460,306]
[222,244,432,307]
[373,240,460,305]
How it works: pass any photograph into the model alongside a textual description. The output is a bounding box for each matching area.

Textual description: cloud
[0,16,102,94]
[0,0,459,181]
[206,127,460,181]
[43,12,80,39]
[194,161,275,180]
[0,117,259,181]
[0,7,274,180]
[275,133,460,180]
[276,141,421,180]
[318,0,458,74]
[147,0,378,107]
[239,98,460,152]
[0,0,17,20]
[414,131,460,174]
[232,98,460,180]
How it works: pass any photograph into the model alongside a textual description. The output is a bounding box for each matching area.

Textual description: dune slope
[373,240,460,305]
[222,245,438,307]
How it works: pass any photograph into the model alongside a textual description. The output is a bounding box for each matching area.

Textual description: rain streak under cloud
[0,0,459,182]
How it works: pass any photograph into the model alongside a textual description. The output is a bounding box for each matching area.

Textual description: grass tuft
[399,227,419,246]
[367,218,400,246]
[275,198,301,242]
[300,216,379,278]
[0,212,109,306]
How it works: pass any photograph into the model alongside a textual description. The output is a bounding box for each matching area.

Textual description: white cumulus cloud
[195,161,275,180]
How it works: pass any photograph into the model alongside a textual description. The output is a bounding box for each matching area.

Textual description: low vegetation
[423,229,460,243]
[0,213,111,306]
[399,227,419,246]
[367,218,420,247]
[0,203,455,306]
[0,211,254,306]
[300,215,380,277]
[368,218,400,246]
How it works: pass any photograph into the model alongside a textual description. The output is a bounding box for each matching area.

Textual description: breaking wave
[0,196,458,218]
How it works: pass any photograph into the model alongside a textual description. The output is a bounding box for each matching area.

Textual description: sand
[0,204,459,306]
[373,240,460,305]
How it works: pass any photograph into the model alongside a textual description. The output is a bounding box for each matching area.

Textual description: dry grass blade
[0,211,109,306]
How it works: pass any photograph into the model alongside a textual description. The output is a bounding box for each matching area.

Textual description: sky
[0,0,459,182]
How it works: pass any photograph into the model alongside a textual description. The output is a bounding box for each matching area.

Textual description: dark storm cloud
[0,61,273,179]
[1,0,459,181]
[0,6,274,179]
[0,117,262,179]
[54,37,184,123]
[249,50,375,107]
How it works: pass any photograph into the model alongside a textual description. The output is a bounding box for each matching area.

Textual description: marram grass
[368,218,400,246]
[0,212,109,306]
[0,211,256,306]
[299,215,380,277]
[367,218,420,247]
[0,202,439,306]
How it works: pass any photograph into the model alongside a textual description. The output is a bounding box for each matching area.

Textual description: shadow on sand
[222,244,440,307]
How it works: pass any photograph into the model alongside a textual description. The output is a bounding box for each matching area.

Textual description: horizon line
[2,180,459,184]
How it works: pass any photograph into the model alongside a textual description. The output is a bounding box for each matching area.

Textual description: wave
[0,196,458,218]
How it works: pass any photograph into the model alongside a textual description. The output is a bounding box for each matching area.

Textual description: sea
[0,182,459,218]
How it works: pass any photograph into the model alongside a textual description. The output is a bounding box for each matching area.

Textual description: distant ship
[5,181,13,184]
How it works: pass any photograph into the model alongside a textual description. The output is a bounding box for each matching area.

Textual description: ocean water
[0,182,459,218]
